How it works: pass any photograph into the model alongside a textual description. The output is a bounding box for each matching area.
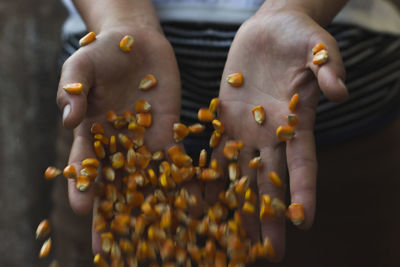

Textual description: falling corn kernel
[248,156,262,169]
[313,49,328,65]
[44,166,61,180]
[226,73,243,87]
[91,122,104,135]
[188,123,205,134]
[81,166,98,180]
[82,158,100,168]
[209,97,219,113]
[252,105,266,125]
[212,119,225,133]
[276,125,295,141]
[287,203,305,226]
[228,162,240,182]
[36,219,51,240]
[109,135,116,154]
[209,130,222,148]
[139,74,157,91]
[118,133,134,150]
[271,198,286,217]
[199,149,207,168]
[39,237,52,259]
[268,171,282,187]
[198,108,215,123]
[93,254,108,267]
[76,175,90,192]
[135,99,152,113]
[263,237,275,259]
[102,166,115,182]
[136,113,152,128]
[94,140,106,159]
[286,114,299,127]
[111,152,125,169]
[173,123,189,142]
[312,43,326,55]
[120,35,134,52]
[63,83,83,95]
[288,93,299,112]
[242,201,255,214]
[79,31,96,46]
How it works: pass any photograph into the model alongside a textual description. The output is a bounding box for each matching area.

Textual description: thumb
[308,32,348,102]
[57,51,94,129]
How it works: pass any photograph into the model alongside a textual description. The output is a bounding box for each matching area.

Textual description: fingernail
[338,78,347,90]
[63,104,71,122]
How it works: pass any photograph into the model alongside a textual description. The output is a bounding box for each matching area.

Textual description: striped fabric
[61,23,400,147]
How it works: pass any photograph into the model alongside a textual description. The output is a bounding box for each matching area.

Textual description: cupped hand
[207,9,347,262]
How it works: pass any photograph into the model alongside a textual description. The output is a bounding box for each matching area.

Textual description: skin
[56,0,349,262]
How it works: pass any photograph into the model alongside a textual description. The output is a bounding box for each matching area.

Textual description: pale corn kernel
[226,73,243,87]
[152,150,164,161]
[287,203,305,226]
[44,166,61,180]
[228,162,240,182]
[79,31,96,46]
[76,175,90,192]
[36,219,51,240]
[276,125,295,141]
[312,43,326,55]
[135,99,152,113]
[173,123,189,142]
[313,49,328,65]
[188,123,205,134]
[286,114,299,127]
[102,166,115,182]
[120,35,134,52]
[268,171,282,187]
[198,108,215,123]
[198,149,207,168]
[63,83,83,95]
[288,93,299,112]
[82,158,100,168]
[209,97,219,113]
[248,156,262,169]
[39,238,52,259]
[139,74,157,91]
[252,105,266,125]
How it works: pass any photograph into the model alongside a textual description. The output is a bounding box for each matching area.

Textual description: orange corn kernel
[268,171,282,187]
[63,82,83,95]
[313,49,328,65]
[44,166,61,180]
[159,161,171,176]
[109,135,117,154]
[276,125,295,141]
[118,133,133,150]
[198,108,215,123]
[63,165,77,179]
[94,134,109,145]
[226,72,243,87]
[91,122,104,135]
[228,162,240,182]
[312,43,326,55]
[106,110,118,122]
[242,201,255,214]
[93,214,107,233]
[139,74,157,91]
[126,191,144,207]
[79,31,96,46]
[126,148,136,168]
[209,97,219,113]
[260,194,275,220]
[223,141,242,160]
[198,149,207,168]
[93,254,108,267]
[173,123,189,142]
[201,168,220,181]
[80,166,98,180]
[235,176,249,196]
[76,175,91,192]
[188,123,205,134]
[245,188,257,204]
[102,166,115,182]
[82,158,100,168]
[135,99,152,113]
[215,251,227,267]
[248,156,262,169]
[287,203,305,226]
[212,119,225,133]
[101,232,114,253]
[288,93,299,112]
[286,114,299,127]
[136,113,152,128]
[93,141,106,159]
[120,35,134,52]
[119,238,134,254]
[39,238,52,259]
[252,105,266,125]
[209,130,222,148]
[36,219,51,240]
[123,110,135,123]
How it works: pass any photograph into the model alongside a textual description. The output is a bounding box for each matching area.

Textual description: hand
[207,8,347,261]
[56,24,182,252]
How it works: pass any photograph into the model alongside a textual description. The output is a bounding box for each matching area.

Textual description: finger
[258,145,286,261]
[57,51,94,129]
[68,132,96,215]
[92,198,102,254]
[286,129,317,230]
[308,32,348,102]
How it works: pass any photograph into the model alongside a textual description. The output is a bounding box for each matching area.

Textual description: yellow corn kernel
[212,119,225,133]
[136,113,152,128]
[188,123,205,134]
[109,135,116,154]
[160,208,172,229]
[119,238,134,253]
[91,122,104,135]
[173,123,189,142]
[80,166,98,180]
[79,31,96,46]
[248,156,262,169]
[36,219,51,240]
[198,108,215,122]
[226,72,243,87]
[110,152,125,169]
[228,162,240,182]
[252,105,266,125]
[120,35,134,52]
[76,175,90,192]
[268,171,282,187]
[245,188,257,205]
[287,203,305,226]
[288,93,299,112]
[276,125,295,141]
[312,43,326,55]
[286,113,299,127]
[62,164,77,179]
[139,74,157,91]
[94,134,109,145]
[94,254,108,267]
[63,82,83,95]
[101,232,114,254]
[39,237,52,259]
[118,133,133,150]
[147,168,158,186]
[82,158,100,168]
[235,176,249,196]
[209,97,219,113]
[94,140,106,159]
[44,166,61,180]
[135,99,152,113]
[242,201,255,214]
[313,49,328,65]
[209,130,222,148]
[260,194,275,220]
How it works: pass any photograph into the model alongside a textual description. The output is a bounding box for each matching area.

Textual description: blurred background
[0,0,399,267]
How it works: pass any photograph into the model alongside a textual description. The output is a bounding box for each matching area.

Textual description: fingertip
[62,99,87,129]
[318,68,348,102]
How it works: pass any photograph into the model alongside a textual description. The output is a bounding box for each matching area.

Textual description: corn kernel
[139,74,157,91]
[63,83,83,95]
[252,105,266,125]
[120,35,134,52]
[313,49,328,65]
[268,171,282,187]
[226,73,243,87]
[276,125,295,141]
[79,31,96,46]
